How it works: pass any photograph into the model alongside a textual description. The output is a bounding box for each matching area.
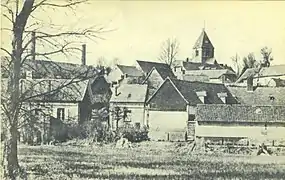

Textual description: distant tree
[97,56,107,68]
[239,53,259,77]
[260,47,273,67]
[158,38,179,67]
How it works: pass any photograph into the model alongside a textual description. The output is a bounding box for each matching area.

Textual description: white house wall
[148,110,188,141]
[195,124,285,140]
[109,102,145,129]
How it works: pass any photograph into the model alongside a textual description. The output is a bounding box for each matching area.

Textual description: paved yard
[19,141,285,179]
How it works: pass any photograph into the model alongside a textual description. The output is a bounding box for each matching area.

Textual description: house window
[57,108,65,120]
[195,50,199,56]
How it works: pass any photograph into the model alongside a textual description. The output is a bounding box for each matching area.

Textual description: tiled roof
[117,65,143,77]
[196,104,285,123]
[258,64,285,77]
[110,84,148,103]
[186,69,236,79]
[227,86,285,105]
[136,60,171,74]
[182,61,223,71]
[1,56,98,79]
[170,79,238,105]
[147,78,238,106]
[1,78,89,102]
[193,29,214,49]
[235,68,258,83]
[236,65,285,83]
[182,74,210,82]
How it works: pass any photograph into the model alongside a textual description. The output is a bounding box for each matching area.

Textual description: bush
[118,125,149,142]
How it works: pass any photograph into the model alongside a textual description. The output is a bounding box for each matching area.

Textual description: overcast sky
[2,1,285,68]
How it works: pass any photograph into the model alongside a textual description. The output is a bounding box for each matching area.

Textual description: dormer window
[196,91,207,104]
[217,92,228,103]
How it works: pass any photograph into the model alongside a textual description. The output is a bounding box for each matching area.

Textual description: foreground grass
[18,141,285,179]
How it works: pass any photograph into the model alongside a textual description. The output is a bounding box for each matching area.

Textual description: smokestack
[81,44,86,65]
[31,31,36,61]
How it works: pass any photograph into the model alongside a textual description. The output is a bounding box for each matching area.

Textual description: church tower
[192,28,214,64]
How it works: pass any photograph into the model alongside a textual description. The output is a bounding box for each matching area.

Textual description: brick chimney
[247,76,254,92]
[81,44,86,65]
[31,31,36,61]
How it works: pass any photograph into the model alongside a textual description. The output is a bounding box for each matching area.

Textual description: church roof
[193,29,214,49]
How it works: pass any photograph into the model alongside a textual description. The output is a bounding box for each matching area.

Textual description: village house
[1,44,112,143]
[140,62,176,98]
[235,64,285,87]
[191,77,285,144]
[145,77,239,141]
[109,84,148,131]
[173,29,237,82]
[107,64,144,85]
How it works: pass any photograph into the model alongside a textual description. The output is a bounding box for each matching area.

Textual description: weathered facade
[195,104,285,141]
[109,84,148,130]
[146,78,238,141]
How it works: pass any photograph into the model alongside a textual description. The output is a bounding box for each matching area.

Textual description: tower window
[195,50,199,56]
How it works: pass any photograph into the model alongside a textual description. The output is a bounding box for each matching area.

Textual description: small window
[195,50,199,56]
[57,108,65,120]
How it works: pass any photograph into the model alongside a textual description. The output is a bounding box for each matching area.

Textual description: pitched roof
[110,84,148,103]
[117,65,143,77]
[182,61,223,71]
[193,29,214,49]
[1,78,89,102]
[227,86,285,105]
[147,78,238,105]
[186,69,236,79]
[182,74,210,82]
[1,57,98,79]
[136,60,172,74]
[196,104,285,123]
[236,65,285,83]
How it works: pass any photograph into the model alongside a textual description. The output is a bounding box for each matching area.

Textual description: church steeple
[192,28,215,64]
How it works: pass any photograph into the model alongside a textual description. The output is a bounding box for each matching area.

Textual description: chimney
[217,92,228,103]
[196,91,207,104]
[114,86,121,96]
[81,44,86,65]
[186,57,189,62]
[31,31,36,61]
[247,76,254,92]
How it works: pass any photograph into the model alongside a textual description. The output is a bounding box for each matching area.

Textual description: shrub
[118,125,149,142]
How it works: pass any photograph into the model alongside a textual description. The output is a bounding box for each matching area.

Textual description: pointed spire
[193,28,214,49]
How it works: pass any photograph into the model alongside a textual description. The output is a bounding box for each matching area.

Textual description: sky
[1,1,285,68]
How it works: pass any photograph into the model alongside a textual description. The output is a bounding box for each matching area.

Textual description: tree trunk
[4,125,20,180]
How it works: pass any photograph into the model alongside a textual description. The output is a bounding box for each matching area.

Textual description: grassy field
[19,141,285,180]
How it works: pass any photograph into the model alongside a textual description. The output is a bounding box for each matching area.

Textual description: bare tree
[231,53,241,76]
[261,46,273,67]
[158,38,179,67]
[1,0,109,179]
[97,56,107,68]
[239,53,259,77]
